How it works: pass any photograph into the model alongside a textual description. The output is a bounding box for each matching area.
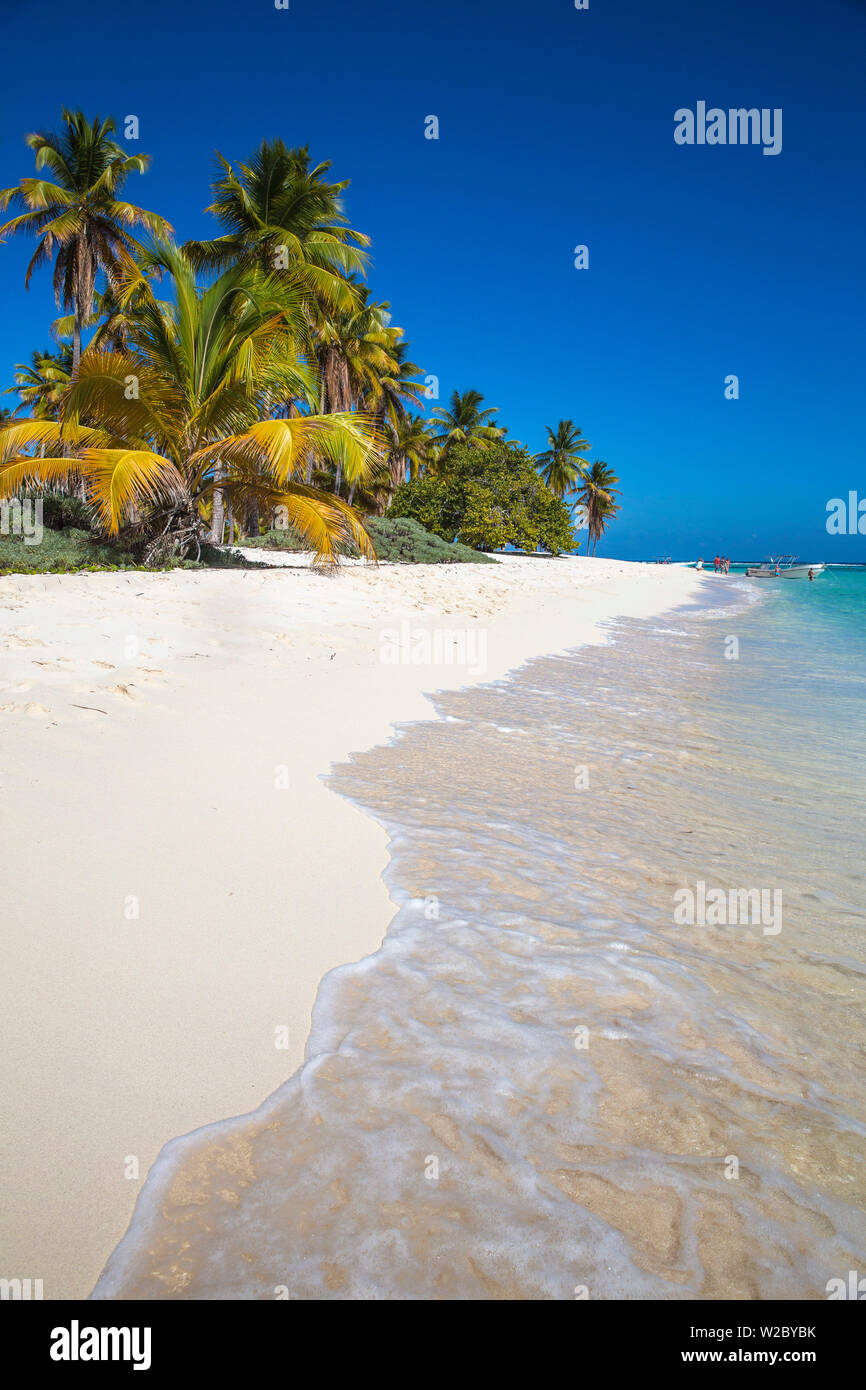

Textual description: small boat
[745,555,825,579]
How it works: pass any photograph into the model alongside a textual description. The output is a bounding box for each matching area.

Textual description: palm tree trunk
[210,469,225,544]
[72,309,82,380]
[69,298,87,498]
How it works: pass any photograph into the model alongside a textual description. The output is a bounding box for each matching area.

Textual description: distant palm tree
[535,419,591,497]
[8,344,73,419]
[429,389,504,458]
[386,413,432,491]
[575,460,621,556]
[0,109,171,376]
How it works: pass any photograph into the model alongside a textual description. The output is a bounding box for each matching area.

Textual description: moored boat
[745,555,825,579]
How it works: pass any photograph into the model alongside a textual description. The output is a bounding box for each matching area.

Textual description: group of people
[695,555,731,573]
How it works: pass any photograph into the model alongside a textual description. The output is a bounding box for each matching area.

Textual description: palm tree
[429,389,504,458]
[385,413,432,492]
[0,242,381,565]
[365,338,425,430]
[187,141,375,519]
[185,140,368,316]
[353,336,425,505]
[575,460,621,556]
[7,344,73,419]
[316,287,400,496]
[535,419,591,498]
[0,110,171,377]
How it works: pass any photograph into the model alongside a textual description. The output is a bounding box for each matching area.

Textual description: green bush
[364,517,496,563]
[33,494,94,531]
[0,521,254,574]
[241,527,307,551]
[389,442,577,555]
[241,516,495,563]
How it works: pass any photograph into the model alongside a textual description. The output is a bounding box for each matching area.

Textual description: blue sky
[0,0,864,559]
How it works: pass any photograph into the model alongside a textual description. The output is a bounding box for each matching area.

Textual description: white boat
[745,555,825,579]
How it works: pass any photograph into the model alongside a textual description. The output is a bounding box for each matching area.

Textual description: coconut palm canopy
[575,459,621,556]
[429,389,505,458]
[0,109,172,374]
[185,139,369,316]
[7,343,73,419]
[535,419,591,498]
[0,240,382,563]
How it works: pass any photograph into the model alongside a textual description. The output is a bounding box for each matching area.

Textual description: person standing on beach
[697,557,704,570]
[714,554,720,572]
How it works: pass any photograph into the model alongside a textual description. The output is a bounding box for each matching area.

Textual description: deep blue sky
[1,0,864,559]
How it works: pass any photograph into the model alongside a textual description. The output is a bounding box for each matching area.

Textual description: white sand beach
[0,555,704,1298]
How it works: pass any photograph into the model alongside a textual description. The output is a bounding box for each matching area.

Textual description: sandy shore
[0,554,704,1298]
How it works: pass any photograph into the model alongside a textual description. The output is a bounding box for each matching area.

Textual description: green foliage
[242,527,307,552]
[389,442,577,554]
[34,494,93,530]
[0,520,250,574]
[364,516,496,564]
[241,516,495,563]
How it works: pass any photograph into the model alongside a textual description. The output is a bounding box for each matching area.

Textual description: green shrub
[0,522,257,574]
[32,494,94,531]
[240,516,495,563]
[364,516,495,563]
[241,527,307,551]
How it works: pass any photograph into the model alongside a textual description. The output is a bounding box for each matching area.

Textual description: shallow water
[92,571,866,1300]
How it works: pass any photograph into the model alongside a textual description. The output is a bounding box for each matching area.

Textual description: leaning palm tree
[575,460,621,556]
[0,109,171,376]
[535,419,591,498]
[429,389,504,459]
[0,242,381,566]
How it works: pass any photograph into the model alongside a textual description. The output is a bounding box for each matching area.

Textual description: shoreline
[0,556,706,1297]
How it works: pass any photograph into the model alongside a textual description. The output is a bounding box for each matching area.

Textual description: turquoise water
[93,570,866,1300]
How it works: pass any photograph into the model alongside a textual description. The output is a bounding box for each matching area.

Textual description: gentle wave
[92,579,866,1300]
